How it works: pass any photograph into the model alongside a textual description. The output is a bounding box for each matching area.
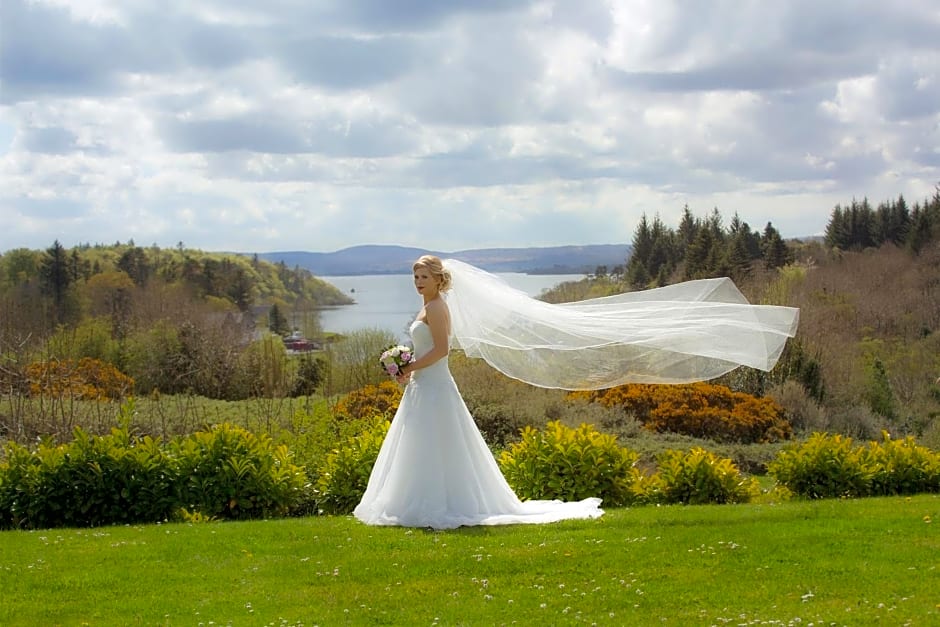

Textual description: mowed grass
[1,496,937,626]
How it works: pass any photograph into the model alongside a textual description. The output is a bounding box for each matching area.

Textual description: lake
[319,272,584,341]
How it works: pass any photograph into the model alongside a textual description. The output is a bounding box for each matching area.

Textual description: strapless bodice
[409,320,448,378]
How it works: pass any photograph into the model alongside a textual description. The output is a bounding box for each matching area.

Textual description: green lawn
[1,495,938,626]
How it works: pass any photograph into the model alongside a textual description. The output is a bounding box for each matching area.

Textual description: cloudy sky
[1,0,939,254]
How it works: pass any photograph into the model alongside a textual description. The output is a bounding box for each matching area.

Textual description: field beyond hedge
[1,495,937,626]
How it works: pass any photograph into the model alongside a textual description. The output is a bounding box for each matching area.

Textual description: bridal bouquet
[379,344,413,377]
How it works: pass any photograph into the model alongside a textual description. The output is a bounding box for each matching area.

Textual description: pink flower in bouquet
[380,344,414,378]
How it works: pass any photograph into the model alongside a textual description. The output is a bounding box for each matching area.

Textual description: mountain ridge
[254,244,632,275]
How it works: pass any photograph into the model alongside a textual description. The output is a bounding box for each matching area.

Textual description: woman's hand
[395,364,412,384]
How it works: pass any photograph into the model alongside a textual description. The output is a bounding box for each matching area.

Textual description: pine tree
[647,215,675,283]
[825,204,848,249]
[117,246,151,287]
[907,205,932,254]
[866,358,897,420]
[268,302,290,335]
[762,223,791,269]
[626,215,654,288]
[39,240,71,308]
[684,227,714,280]
[725,230,752,280]
[676,205,698,259]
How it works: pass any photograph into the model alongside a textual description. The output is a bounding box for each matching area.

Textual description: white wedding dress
[353,320,604,529]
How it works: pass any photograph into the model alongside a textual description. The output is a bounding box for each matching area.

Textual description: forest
[0,243,352,404]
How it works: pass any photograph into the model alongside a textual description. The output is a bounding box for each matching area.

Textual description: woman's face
[413,265,440,298]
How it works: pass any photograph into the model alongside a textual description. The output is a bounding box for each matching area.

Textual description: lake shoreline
[317,272,584,340]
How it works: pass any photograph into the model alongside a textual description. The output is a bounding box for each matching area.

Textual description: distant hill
[254,244,632,276]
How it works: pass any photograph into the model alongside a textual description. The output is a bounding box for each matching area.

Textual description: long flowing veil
[442,259,799,390]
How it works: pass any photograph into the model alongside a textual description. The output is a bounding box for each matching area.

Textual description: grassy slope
[1,495,937,626]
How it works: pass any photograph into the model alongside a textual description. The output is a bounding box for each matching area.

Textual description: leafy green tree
[291,354,327,397]
[85,271,135,339]
[1,248,40,286]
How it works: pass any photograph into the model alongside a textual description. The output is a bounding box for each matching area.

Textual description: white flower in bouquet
[379,344,413,377]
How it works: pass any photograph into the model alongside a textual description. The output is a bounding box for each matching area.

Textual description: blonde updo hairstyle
[413,255,452,292]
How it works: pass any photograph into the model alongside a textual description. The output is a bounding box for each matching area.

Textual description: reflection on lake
[319,273,584,341]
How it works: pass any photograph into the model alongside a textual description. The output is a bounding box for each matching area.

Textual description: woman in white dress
[353,254,799,529]
[353,255,604,529]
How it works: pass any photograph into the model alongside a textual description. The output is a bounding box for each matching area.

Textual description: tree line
[622,186,940,291]
[824,193,940,253]
[624,207,792,289]
[1,241,351,331]
[0,242,352,401]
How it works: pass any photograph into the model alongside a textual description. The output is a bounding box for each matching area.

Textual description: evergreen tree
[762,223,791,269]
[626,259,651,289]
[676,205,698,259]
[227,266,254,311]
[847,198,876,249]
[907,205,932,254]
[39,240,71,308]
[268,303,289,335]
[725,230,752,280]
[626,215,654,288]
[824,204,848,249]
[865,358,897,421]
[117,246,151,287]
[684,227,714,279]
[647,216,674,283]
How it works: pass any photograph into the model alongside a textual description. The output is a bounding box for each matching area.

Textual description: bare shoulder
[425,298,452,334]
[426,297,450,317]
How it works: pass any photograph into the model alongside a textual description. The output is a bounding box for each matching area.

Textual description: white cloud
[1,0,939,254]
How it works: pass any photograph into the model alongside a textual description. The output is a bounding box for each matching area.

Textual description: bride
[353,255,799,529]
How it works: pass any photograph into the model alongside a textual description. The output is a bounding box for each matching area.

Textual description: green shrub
[314,416,390,515]
[498,421,641,506]
[0,425,176,529]
[645,447,759,505]
[768,432,940,500]
[864,433,940,496]
[0,416,309,529]
[173,423,307,520]
[768,432,871,498]
[0,442,41,529]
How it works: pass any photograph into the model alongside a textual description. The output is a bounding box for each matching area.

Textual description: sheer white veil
[441,259,799,390]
